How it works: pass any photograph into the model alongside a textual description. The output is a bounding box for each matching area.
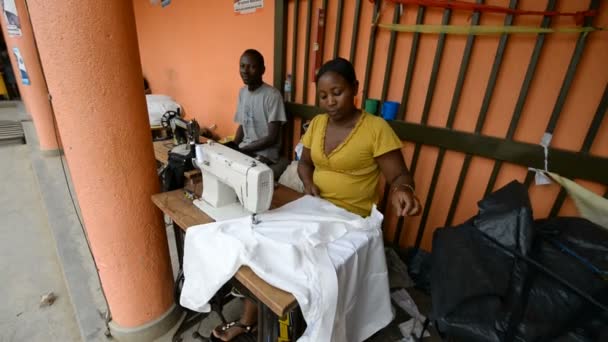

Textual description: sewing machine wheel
[161,110,179,128]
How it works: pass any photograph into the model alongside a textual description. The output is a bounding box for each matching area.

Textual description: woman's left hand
[391,187,422,216]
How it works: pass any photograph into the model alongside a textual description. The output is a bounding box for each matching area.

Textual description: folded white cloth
[180,195,393,341]
[548,172,608,230]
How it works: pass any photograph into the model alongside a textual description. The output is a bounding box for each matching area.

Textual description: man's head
[240,49,265,91]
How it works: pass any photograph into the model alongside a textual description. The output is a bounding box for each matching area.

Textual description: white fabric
[278,161,305,193]
[548,172,608,230]
[146,94,181,126]
[180,195,393,341]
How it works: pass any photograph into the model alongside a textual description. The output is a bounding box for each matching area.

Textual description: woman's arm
[375,149,421,216]
[297,147,320,196]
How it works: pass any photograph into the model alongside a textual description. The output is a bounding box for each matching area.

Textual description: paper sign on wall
[2,0,22,36]
[12,47,29,85]
[234,0,263,15]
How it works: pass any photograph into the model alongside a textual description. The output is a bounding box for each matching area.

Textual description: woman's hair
[315,57,357,86]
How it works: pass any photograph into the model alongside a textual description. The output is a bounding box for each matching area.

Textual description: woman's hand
[298,147,320,197]
[391,186,421,216]
[304,183,321,197]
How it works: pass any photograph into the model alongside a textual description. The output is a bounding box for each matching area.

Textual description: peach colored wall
[26,0,174,327]
[285,0,608,249]
[132,0,276,138]
[0,0,57,150]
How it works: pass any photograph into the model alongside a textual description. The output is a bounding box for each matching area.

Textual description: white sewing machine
[192,141,274,221]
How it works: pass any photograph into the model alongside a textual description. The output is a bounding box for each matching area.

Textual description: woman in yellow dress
[298,57,421,218]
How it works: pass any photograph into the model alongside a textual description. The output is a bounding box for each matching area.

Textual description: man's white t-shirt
[234,83,287,163]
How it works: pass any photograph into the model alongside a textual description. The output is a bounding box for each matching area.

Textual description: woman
[212,57,421,341]
[299,57,421,218]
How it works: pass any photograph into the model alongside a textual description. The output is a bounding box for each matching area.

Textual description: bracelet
[392,183,415,194]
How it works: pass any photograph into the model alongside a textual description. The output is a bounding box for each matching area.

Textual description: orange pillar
[25,0,176,336]
[0,0,58,150]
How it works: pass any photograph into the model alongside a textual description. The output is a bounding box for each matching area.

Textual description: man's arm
[233,125,244,146]
[238,121,282,154]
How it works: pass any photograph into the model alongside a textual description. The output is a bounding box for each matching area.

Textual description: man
[232,49,287,178]
[211,49,286,341]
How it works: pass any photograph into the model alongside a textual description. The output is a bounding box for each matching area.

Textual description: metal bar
[581,84,608,152]
[349,0,363,63]
[420,8,452,125]
[545,3,599,135]
[549,189,568,217]
[398,6,425,120]
[409,8,451,174]
[485,0,557,196]
[301,0,313,103]
[413,0,483,248]
[476,0,518,134]
[523,172,534,188]
[361,0,382,104]
[549,83,608,216]
[333,0,345,59]
[524,0,600,190]
[315,1,329,106]
[286,103,608,185]
[445,0,483,129]
[273,0,288,91]
[290,0,300,101]
[444,156,472,226]
[393,216,405,247]
[384,120,608,185]
[444,0,518,225]
[380,4,402,102]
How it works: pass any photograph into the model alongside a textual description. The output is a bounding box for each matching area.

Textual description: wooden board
[151,184,304,316]
[152,140,174,166]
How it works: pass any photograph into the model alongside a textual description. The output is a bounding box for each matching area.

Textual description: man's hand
[238,121,281,154]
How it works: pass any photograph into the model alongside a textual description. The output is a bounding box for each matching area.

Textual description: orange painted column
[25,0,174,329]
[0,0,58,150]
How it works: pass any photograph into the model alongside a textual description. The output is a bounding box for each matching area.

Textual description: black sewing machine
[160,111,201,191]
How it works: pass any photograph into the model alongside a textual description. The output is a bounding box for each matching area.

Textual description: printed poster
[1,0,21,36]
[234,0,263,15]
[12,47,29,85]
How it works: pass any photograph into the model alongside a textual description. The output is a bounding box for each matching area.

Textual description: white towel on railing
[180,195,393,342]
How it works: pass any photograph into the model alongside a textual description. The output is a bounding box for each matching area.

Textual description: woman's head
[316,58,359,121]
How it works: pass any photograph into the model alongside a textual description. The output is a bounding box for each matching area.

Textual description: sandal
[210,320,256,341]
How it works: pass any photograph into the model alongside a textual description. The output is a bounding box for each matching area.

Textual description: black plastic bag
[431,181,608,341]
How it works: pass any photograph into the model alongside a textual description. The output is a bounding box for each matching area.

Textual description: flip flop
[210,320,256,341]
